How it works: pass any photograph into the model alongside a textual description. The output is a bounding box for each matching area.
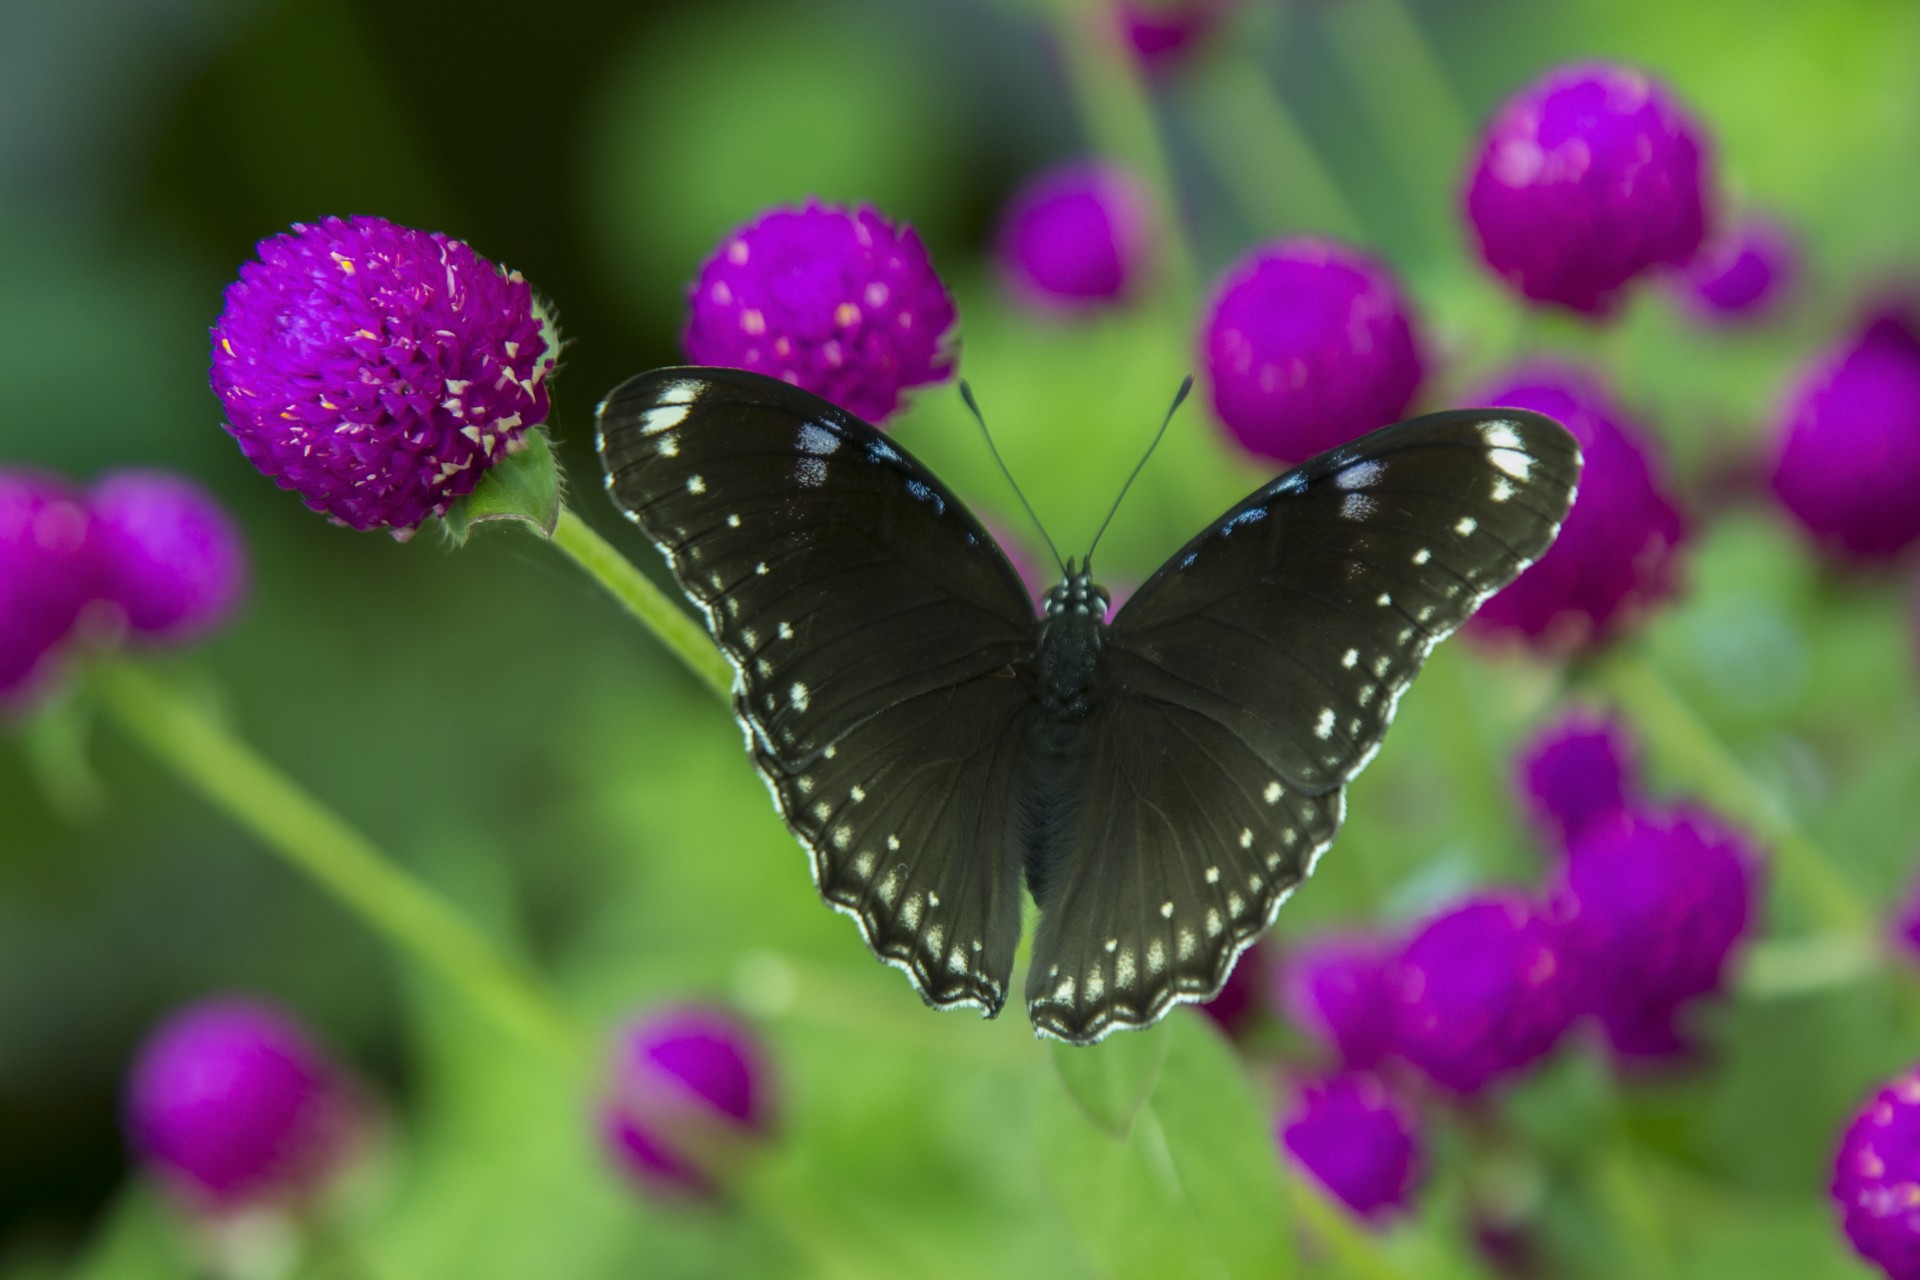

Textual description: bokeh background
[3,0,1918,1275]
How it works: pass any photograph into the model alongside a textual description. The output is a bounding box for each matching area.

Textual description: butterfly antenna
[1086,375,1193,570]
[959,380,1067,577]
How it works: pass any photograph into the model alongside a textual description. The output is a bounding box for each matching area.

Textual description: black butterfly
[596,367,1579,1045]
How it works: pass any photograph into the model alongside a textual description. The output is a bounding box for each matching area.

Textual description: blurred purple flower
[1674,218,1797,322]
[1,470,96,709]
[211,215,557,536]
[1275,932,1396,1070]
[995,163,1154,311]
[1466,63,1713,315]
[1515,710,1639,852]
[684,203,956,425]
[1469,365,1687,651]
[1554,806,1759,1057]
[1199,941,1265,1033]
[601,1006,773,1198]
[1386,893,1575,1095]
[1834,1069,1920,1280]
[125,998,361,1211]
[1200,238,1425,462]
[1116,0,1233,70]
[1769,304,1920,564]
[1280,1072,1423,1221]
[89,471,248,646]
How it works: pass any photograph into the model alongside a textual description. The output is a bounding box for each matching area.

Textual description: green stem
[91,662,590,1072]
[1739,929,1884,1000]
[548,506,732,702]
[1048,0,1198,299]
[1187,55,1366,241]
[1284,1166,1410,1280]
[1589,651,1872,931]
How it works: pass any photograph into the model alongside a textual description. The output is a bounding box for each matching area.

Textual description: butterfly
[596,367,1580,1045]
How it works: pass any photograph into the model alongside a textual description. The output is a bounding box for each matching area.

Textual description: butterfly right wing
[596,367,1039,1015]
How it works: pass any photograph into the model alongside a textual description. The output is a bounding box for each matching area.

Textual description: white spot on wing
[1490,448,1532,480]
[640,402,689,434]
[1341,493,1377,521]
[1335,460,1383,490]
[1482,422,1523,450]
[789,682,810,712]
[1160,900,1175,919]
[797,423,840,456]
[686,475,706,494]
[1239,828,1253,849]
[1412,547,1431,564]
[1342,648,1359,669]
[796,457,827,488]
[1264,781,1283,804]
[1315,708,1336,739]
[1205,866,1220,884]
[1491,477,1515,502]
[1456,516,1478,536]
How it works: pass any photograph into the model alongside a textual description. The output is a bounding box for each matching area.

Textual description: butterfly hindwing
[1025,663,1343,1043]
[1108,409,1581,795]
[596,367,1036,1013]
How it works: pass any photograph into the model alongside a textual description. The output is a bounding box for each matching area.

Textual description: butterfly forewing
[597,369,1036,767]
[596,368,1037,1012]
[1108,409,1580,795]
[1025,672,1343,1043]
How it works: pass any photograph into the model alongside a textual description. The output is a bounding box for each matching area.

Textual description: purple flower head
[125,998,360,1210]
[995,163,1154,311]
[1279,1072,1423,1221]
[1,470,97,709]
[1834,1070,1920,1280]
[1554,806,1759,1057]
[1468,365,1687,651]
[210,215,556,535]
[1275,932,1396,1070]
[1200,239,1425,463]
[601,1006,773,1198]
[1116,0,1234,70]
[1199,940,1265,1033]
[1769,304,1920,564]
[1386,893,1575,1095]
[89,471,248,646]
[1674,218,1797,322]
[1466,63,1713,315]
[1515,710,1640,852]
[684,203,956,425]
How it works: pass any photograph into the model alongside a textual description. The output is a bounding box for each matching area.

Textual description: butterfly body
[597,367,1580,1044]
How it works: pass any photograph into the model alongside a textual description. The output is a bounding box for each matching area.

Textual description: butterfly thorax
[1034,561,1111,722]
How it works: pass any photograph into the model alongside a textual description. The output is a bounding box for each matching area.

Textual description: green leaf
[1150,1013,1297,1280]
[440,428,561,544]
[1050,1021,1169,1137]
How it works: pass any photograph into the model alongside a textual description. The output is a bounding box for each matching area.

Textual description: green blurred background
[3,0,1918,1275]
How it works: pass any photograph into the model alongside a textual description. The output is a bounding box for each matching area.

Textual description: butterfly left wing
[1026,408,1580,1043]
[596,367,1040,1015]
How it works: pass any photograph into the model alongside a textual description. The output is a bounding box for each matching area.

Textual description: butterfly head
[1043,557,1111,623]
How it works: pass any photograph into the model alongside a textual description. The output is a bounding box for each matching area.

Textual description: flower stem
[547,506,732,702]
[90,661,591,1072]
[1048,0,1198,299]
[1186,55,1367,241]
[1284,1164,1411,1280]
[1590,650,1873,932]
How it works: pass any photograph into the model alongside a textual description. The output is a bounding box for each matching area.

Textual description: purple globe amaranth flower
[1834,1069,1920,1280]
[1199,940,1265,1034]
[1769,304,1920,563]
[211,215,557,535]
[601,1006,773,1198]
[1275,932,1396,1071]
[1554,806,1759,1057]
[1466,63,1713,315]
[1116,0,1234,70]
[684,203,956,425]
[1674,218,1797,322]
[1280,1072,1423,1221]
[1515,710,1640,852]
[89,471,248,646]
[1386,893,1576,1095]
[125,998,361,1211]
[1,470,97,709]
[995,163,1154,311]
[1469,365,1687,651]
[1200,239,1425,463]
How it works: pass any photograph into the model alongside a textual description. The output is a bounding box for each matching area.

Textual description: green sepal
[440,427,562,545]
